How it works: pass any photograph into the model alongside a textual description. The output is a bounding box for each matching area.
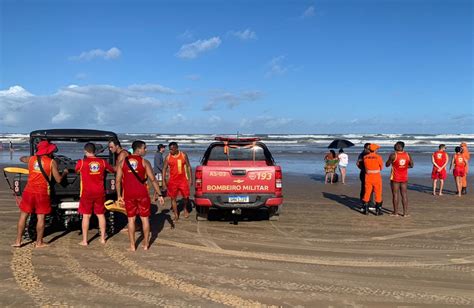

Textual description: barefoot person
[162,142,193,221]
[75,143,115,246]
[324,150,339,184]
[338,149,348,184]
[116,140,164,251]
[450,146,467,197]
[386,141,414,217]
[460,142,470,195]
[362,144,383,216]
[12,141,68,248]
[108,138,130,232]
[432,144,449,196]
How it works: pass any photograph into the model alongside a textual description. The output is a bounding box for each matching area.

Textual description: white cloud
[69,47,122,61]
[128,84,177,94]
[178,30,194,41]
[176,37,221,59]
[203,90,263,111]
[228,28,257,41]
[302,6,315,19]
[0,84,180,130]
[265,56,288,78]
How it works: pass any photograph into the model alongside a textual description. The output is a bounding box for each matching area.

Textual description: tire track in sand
[196,221,222,250]
[103,241,266,307]
[53,236,188,307]
[157,238,474,268]
[10,244,68,307]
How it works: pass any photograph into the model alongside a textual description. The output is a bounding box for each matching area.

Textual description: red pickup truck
[194,137,283,221]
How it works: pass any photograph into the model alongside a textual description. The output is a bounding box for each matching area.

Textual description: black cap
[157,144,166,150]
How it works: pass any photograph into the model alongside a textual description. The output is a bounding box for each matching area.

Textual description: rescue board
[104,200,127,215]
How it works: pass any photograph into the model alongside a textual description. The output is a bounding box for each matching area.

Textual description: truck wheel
[268,205,282,221]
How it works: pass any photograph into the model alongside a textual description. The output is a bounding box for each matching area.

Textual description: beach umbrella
[327,139,355,149]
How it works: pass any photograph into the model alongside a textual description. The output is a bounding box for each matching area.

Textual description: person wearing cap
[362,143,384,215]
[12,140,68,248]
[154,144,166,192]
[431,144,449,196]
[386,141,414,217]
[75,143,115,246]
[460,142,469,195]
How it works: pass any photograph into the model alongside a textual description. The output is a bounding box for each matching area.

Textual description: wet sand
[0,165,472,307]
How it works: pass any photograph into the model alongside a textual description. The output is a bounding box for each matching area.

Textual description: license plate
[228,196,250,203]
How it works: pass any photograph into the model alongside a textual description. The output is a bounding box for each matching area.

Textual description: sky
[0,0,472,134]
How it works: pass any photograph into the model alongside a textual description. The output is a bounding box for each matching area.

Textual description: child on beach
[116,140,164,251]
[75,143,115,246]
[450,146,467,197]
[12,141,68,248]
[431,144,449,196]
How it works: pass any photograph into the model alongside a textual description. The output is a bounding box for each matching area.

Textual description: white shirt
[338,153,349,167]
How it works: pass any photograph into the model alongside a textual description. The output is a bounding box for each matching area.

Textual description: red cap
[36,141,57,156]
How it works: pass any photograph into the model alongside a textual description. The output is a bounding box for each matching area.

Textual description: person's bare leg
[183,198,190,218]
[13,212,29,247]
[432,179,437,195]
[390,181,400,216]
[171,198,179,221]
[140,216,150,250]
[341,168,346,184]
[325,173,329,184]
[439,179,444,196]
[127,217,136,251]
[456,177,462,197]
[400,182,409,217]
[79,214,91,246]
[35,214,48,248]
[330,172,334,184]
[97,214,106,244]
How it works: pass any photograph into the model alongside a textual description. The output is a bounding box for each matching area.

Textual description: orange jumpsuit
[461,144,469,188]
[363,152,384,203]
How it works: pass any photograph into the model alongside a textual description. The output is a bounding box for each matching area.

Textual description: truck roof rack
[214,136,261,142]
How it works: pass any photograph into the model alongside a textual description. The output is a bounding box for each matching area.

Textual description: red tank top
[167,151,189,182]
[432,151,447,168]
[454,153,466,168]
[122,155,148,199]
[391,151,410,182]
[24,156,53,195]
[75,157,114,198]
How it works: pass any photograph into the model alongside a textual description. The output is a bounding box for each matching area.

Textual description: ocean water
[1,133,472,177]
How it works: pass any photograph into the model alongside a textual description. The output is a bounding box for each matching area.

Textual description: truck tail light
[195,169,202,191]
[275,169,282,192]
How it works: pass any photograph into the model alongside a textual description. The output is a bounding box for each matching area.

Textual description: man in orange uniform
[116,140,164,251]
[162,142,193,222]
[12,141,68,248]
[75,143,115,246]
[362,144,384,215]
[431,144,449,196]
[386,141,414,217]
[460,142,469,195]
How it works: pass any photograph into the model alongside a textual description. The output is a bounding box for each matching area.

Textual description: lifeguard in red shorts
[362,144,384,216]
[450,146,467,197]
[75,143,115,246]
[116,140,164,251]
[12,141,68,248]
[431,144,449,196]
[162,142,193,221]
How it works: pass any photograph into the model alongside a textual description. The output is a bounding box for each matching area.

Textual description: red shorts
[19,191,51,214]
[167,180,190,199]
[79,196,105,215]
[125,196,151,217]
[431,168,447,180]
[453,167,466,177]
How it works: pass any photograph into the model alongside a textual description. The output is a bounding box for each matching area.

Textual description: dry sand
[0,165,472,307]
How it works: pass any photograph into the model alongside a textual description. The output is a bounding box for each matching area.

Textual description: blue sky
[1,0,472,134]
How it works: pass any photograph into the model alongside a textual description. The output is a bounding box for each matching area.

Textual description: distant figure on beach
[338,149,348,184]
[450,146,467,197]
[386,141,413,217]
[162,142,193,221]
[324,150,339,184]
[154,143,166,193]
[9,140,13,152]
[460,142,470,195]
[362,144,383,215]
[75,143,115,246]
[12,141,68,248]
[431,144,449,196]
[115,140,164,251]
[356,143,371,201]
